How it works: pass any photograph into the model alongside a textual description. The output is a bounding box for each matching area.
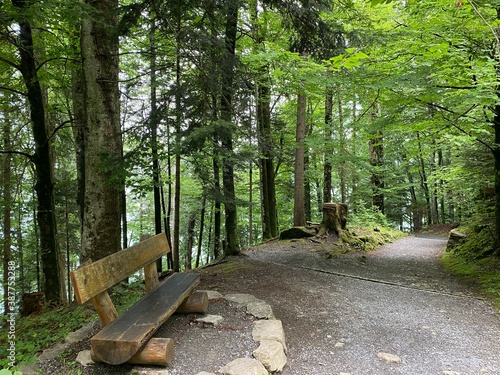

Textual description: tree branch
[0,55,20,70]
[0,149,34,160]
[0,85,27,97]
[436,85,476,90]
[47,119,74,143]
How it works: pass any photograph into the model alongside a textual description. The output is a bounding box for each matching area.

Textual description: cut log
[317,203,348,237]
[90,272,199,365]
[91,337,174,366]
[176,291,208,314]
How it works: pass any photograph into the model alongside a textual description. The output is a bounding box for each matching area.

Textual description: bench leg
[176,291,208,314]
[91,338,174,366]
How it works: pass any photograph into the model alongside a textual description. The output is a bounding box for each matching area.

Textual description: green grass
[0,282,144,372]
[441,251,500,312]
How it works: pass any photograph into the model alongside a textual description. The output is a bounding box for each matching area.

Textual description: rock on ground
[219,358,269,375]
[253,339,287,372]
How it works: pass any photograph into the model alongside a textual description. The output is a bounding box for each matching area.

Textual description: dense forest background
[1,0,499,309]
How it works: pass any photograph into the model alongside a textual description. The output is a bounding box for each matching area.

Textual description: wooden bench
[70,233,207,366]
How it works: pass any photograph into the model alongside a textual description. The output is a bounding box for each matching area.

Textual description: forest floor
[34,226,500,375]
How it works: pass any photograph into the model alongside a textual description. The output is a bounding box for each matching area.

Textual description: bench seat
[91,272,200,365]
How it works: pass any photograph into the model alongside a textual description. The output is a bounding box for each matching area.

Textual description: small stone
[195,314,224,326]
[253,339,287,372]
[335,342,345,348]
[38,342,69,361]
[195,372,216,375]
[247,301,274,319]
[76,350,94,367]
[339,373,352,375]
[376,352,402,364]
[441,372,460,375]
[199,290,223,301]
[253,320,287,351]
[65,321,96,344]
[130,368,169,375]
[219,358,269,375]
[224,293,261,306]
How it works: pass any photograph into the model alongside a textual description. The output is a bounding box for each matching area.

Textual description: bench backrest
[70,233,170,325]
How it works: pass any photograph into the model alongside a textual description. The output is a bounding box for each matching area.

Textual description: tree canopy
[1,0,499,322]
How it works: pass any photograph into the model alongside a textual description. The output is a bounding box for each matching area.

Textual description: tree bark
[150,17,163,272]
[338,88,347,203]
[318,203,348,237]
[3,110,12,316]
[220,0,239,256]
[294,81,307,227]
[80,0,123,262]
[195,195,206,268]
[369,105,384,213]
[323,81,333,203]
[417,132,431,225]
[185,215,195,270]
[257,82,279,239]
[12,4,64,304]
[212,143,222,260]
[493,103,500,252]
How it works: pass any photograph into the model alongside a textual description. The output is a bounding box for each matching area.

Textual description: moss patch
[441,252,500,312]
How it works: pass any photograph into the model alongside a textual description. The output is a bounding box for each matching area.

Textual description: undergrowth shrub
[0,281,144,370]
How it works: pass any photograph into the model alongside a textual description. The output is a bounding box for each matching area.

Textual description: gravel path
[36,234,500,374]
[205,234,500,374]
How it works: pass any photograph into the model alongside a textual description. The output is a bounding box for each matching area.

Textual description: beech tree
[80,0,123,262]
[4,0,66,304]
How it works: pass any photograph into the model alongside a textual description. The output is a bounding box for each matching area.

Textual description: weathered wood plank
[91,337,174,366]
[70,233,170,304]
[144,262,160,293]
[90,291,118,326]
[91,272,200,365]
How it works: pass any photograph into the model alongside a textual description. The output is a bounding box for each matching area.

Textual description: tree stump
[317,203,348,237]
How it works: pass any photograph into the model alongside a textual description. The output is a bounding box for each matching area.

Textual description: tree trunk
[213,143,222,260]
[369,104,384,214]
[429,148,439,224]
[3,112,12,316]
[185,215,196,270]
[220,0,239,256]
[257,82,279,239]
[417,132,431,225]
[80,0,123,262]
[294,81,307,227]
[323,80,333,204]
[494,103,500,252]
[252,2,278,240]
[195,195,206,268]
[150,18,163,272]
[13,5,64,304]
[304,103,313,223]
[403,154,422,231]
[71,69,85,226]
[172,10,182,272]
[318,203,348,237]
[338,89,347,204]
